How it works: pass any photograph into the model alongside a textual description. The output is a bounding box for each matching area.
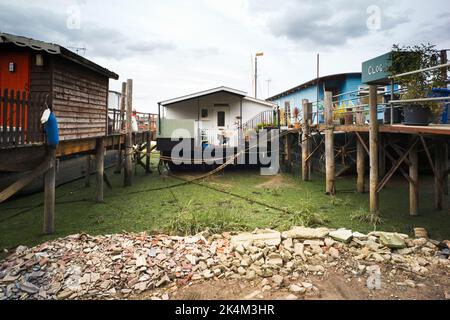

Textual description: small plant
[350,207,383,226]
[276,198,326,230]
[388,44,446,123]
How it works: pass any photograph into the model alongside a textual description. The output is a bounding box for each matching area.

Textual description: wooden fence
[0,89,44,147]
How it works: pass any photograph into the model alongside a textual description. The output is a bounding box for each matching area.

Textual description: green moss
[1,159,449,251]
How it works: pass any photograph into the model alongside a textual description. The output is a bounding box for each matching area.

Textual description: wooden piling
[356,105,365,193]
[96,138,105,202]
[324,91,335,194]
[43,148,56,234]
[409,136,419,216]
[301,99,311,181]
[379,135,386,177]
[85,155,91,187]
[124,79,133,186]
[435,138,444,210]
[368,85,379,214]
[115,82,127,174]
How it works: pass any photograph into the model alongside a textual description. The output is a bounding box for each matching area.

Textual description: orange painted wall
[0,52,30,131]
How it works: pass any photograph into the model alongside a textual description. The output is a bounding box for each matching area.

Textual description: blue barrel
[45,112,59,147]
[430,88,450,124]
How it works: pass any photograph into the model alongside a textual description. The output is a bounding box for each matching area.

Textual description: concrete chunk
[231,230,281,247]
[281,227,329,239]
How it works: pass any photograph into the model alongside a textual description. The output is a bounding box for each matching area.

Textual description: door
[214,105,229,129]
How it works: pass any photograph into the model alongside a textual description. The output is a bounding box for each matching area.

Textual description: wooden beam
[124,79,133,187]
[369,85,379,214]
[379,134,386,177]
[85,155,91,188]
[409,137,419,216]
[377,137,418,193]
[356,106,366,193]
[43,149,56,235]
[435,138,445,210]
[96,138,104,202]
[0,152,52,203]
[324,91,335,195]
[301,99,311,181]
[419,135,436,177]
[115,82,127,174]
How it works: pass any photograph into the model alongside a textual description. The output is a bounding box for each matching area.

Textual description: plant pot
[403,105,431,126]
[294,123,301,129]
[384,106,403,124]
[344,108,353,125]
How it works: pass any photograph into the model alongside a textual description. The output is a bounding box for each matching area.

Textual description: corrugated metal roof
[0,32,119,79]
[267,72,362,101]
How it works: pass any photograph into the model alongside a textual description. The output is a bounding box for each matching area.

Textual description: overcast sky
[1,0,449,112]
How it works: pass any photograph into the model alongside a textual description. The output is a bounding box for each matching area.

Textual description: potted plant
[388,44,446,126]
[293,107,301,129]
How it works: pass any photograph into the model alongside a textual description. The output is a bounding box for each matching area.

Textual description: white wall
[163,92,273,130]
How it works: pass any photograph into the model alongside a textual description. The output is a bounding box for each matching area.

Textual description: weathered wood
[435,139,445,210]
[43,149,56,234]
[409,137,419,216]
[115,82,127,174]
[124,79,133,186]
[145,129,151,174]
[95,138,105,202]
[0,152,52,203]
[301,99,311,181]
[356,106,365,193]
[324,91,335,195]
[85,155,91,187]
[379,135,386,177]
[369,85,379,214]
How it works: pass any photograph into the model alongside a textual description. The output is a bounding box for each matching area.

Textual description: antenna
[266,78,271,98]
[68,46,87,56]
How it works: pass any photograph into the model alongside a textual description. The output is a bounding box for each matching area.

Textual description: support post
[115,82,127,174]
[369,85,379,214]
[301,99,311,181]
[85,155,91,187]
[435,139,444,210]
[356,105,365,193]
[96,138,104,202]
[444,141,449,195]
[379,135,386,177]
[145,128,151,174]
[124,79,133,186]
[43,148,56,235]
[324,91,335,194]
[409,137,418,216]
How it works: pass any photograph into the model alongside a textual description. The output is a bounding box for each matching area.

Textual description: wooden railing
[107,108,158,135]
[0,89,44,147]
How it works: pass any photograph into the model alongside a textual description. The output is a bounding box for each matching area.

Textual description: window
[217,111,225,127]
[201,108,208,118]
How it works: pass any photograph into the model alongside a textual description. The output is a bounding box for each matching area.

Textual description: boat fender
[45,111,60,148]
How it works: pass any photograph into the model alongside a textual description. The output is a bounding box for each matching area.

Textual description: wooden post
[124,79,133,186]
[301,99,311,181]
[409,137,419,216]
[145,129,151,174]
[85,155,91,187]
[435,139,444,210]
[379,135,386,177]
[115,82,127,174]
[369,85,379,214]
[96,138,105,202]
[324,91,335,195]
[444,141,449,195]
[43,148,56,234]
[356,105,365,193]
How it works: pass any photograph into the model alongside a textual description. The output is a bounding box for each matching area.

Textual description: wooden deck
[315,124,450,135]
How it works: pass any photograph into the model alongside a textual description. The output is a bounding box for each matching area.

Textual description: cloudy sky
[1,0,449,112]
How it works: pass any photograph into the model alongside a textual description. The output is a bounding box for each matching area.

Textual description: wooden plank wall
[52,57,109,140]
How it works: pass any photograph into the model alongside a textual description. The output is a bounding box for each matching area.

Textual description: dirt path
[136,263,449,300]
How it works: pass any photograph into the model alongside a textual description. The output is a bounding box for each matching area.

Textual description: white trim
[159,86,247,106]
[243,96,277,107]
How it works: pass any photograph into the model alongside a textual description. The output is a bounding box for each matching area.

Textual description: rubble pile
[0,227,449,300]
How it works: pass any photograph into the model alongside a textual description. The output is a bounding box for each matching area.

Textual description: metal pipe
[389,62,450,79]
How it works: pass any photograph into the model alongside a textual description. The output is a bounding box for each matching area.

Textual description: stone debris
[0,227,448,300]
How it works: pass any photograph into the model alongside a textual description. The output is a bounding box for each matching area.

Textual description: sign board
[362,52,392,85]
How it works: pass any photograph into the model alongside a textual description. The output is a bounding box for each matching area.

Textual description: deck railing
[242,109,280,131]
[0,89,44,147]
[107,109,158,135]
